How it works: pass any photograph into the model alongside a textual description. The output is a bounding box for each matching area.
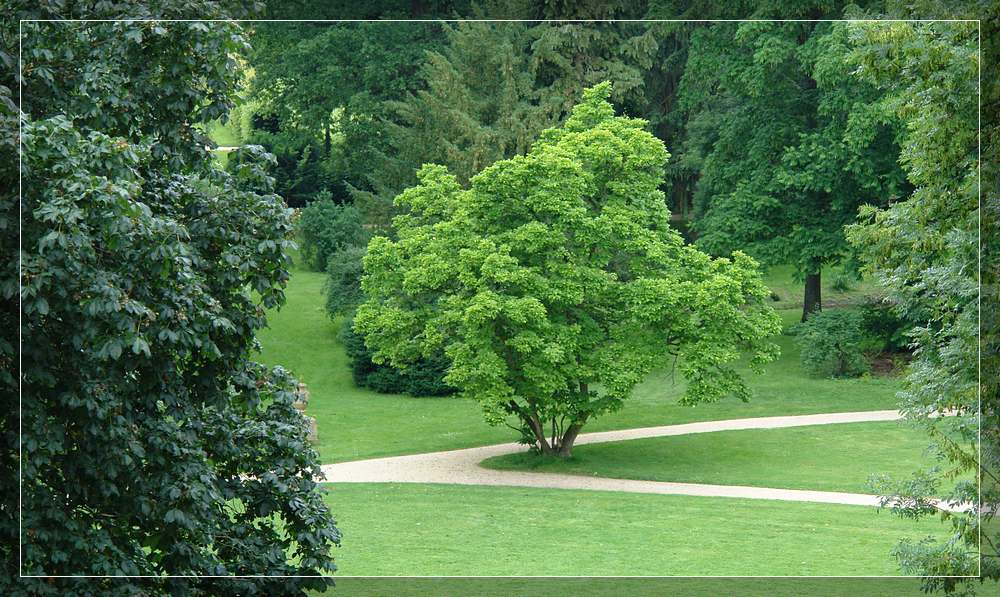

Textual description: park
[6,2,993,596]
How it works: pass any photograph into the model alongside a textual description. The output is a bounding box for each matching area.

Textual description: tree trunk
[556,424,584,458]
[802,271,821,322]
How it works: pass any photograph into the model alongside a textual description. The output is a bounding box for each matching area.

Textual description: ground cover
[482,420,957,494]
[762,263,880,311]
[321,483,954,576]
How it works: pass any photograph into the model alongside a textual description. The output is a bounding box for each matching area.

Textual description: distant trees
[6,7,339,592]
[678,18,907,321]
[357,13,659,226]
[298,193,370,271]
[356,84,781,456]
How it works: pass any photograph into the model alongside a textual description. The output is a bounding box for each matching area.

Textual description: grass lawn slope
[482,420,958,494]
[323,483,953,576]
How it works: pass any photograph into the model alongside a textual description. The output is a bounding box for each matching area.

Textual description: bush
[794,310,868,378]
[325,245,366,317]
[859,297,911,353]
[299,192,370,271]
[340,312,454,397]
[831,271,856,292]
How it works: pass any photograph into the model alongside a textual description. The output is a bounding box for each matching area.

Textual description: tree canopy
[845,18,983,587]
[355,83,781,456]
[678,17,907,320]
[4,5,339,592]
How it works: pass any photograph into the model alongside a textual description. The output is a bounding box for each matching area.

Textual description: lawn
[482,420,953,494]
[762,263,880,311]
[204,117,241,146]
[255,261,904,463]
[328,578,928,597]
[322,483,953,576]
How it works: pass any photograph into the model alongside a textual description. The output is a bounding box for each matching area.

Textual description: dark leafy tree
[325,246,367,318]
[340,312,454,398]
[3,3,340,593]
[245,16,455,206]
[678,16,907,321]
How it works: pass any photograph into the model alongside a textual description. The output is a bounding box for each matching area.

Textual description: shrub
[325,245,367,317]
[794,310,868,377]
[299,192,370,271]
[859,297,911,353]
[340,312,454,397]
[831,271,856,292]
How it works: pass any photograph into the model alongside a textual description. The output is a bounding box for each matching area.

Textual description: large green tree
[355,84,781,457]
[845,18,988,590]
[3,3,339,592]
[678,17,907,321]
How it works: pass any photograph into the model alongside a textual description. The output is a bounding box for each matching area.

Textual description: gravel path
[320,410,964,511]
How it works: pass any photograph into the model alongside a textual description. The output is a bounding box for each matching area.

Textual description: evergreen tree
[357,12,659,227]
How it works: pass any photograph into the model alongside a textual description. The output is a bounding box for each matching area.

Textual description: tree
[355,84,781,457]
[4,6,339,592]
[678,17,907,321]
[297,192,370,271]
[844,19,989,590]
[246,16,454,206]
[357,12,659,227]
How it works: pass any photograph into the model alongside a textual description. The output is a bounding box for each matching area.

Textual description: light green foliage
[259,270,906,463]
[793,310,868,378]
[356,84,781,456]
[843,19,982,586]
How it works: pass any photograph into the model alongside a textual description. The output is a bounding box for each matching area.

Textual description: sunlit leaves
[357,83,781,452]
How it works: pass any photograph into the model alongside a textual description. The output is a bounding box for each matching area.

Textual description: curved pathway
[320,410,964,511]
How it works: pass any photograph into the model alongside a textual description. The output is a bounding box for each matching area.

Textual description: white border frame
[17,16,984,582]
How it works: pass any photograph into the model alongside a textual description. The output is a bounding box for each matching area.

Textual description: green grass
[323,483,954,576]
[256,262,905,464]
[482,421,952,494]
[327,578,927,597]
[762,263,879,311]
[204,118,241,146]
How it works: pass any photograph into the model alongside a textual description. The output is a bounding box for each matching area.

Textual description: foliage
[3,5,339,592]
[678,16,908,320]
[247,18,453,209]
[843,18,984,590]
[355,84,781,457]
[858,297,911,353]
[237,125,342,207]
[259,267,907,464]
[339,312,454,397]
[793,310,868,378]
[298,192,370,271]
[357,14,659,227]
[325,245,367,317]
